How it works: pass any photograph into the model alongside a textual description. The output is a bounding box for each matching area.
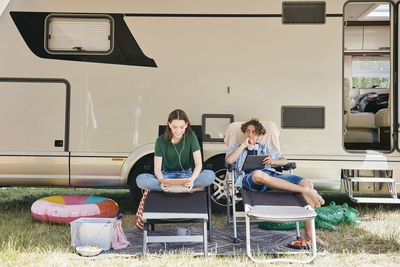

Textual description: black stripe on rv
[123,14,342,17]
[9,12,157,67]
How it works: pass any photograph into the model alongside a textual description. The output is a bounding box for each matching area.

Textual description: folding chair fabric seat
[142,191,208,219]
[241,189,318,264]
[142,191,209,257]
[241,190,316,222]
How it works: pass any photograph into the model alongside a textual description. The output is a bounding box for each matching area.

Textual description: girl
[136,109,215,192]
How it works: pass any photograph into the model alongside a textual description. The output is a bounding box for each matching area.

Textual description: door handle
[54,140,64,147]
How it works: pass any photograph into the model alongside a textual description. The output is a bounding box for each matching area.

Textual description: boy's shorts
[242,169,303,192]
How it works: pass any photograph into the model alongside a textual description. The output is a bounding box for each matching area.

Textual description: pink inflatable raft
[31,195,119,224]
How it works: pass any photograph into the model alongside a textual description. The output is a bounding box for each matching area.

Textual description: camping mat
[106,225,304,256]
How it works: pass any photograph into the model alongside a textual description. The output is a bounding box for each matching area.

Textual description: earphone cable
[172,135,186,172]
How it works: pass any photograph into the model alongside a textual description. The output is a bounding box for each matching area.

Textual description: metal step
[351,197,400,204]
[343,172,399,204]
[349,177,395,183]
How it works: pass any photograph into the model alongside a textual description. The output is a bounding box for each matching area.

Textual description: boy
[225,119,325,247]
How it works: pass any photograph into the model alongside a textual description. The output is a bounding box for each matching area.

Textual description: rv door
[397,2,400,153]
[343,1,394,152]
[0,78,70,186]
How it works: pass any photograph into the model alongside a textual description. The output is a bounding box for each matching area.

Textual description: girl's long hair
[165,109,193,141]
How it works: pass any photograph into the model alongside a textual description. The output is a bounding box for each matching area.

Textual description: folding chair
[225,121,318,264]
[142,191,209,257]
[141,125,213,258]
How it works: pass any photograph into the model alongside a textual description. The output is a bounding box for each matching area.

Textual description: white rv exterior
[0,0,399,204]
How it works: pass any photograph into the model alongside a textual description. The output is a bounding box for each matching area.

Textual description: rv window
[352,56,390,89]
[45,15,113,55]
[201,114,234,142]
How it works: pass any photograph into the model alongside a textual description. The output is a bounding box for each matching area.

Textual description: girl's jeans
[136,169,215,191]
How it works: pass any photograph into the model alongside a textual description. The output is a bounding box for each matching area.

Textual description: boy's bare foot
[303,188,325,207]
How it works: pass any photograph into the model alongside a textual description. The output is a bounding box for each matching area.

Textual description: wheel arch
[121,143,154,186]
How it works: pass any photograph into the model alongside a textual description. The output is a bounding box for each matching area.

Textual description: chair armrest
[281,162,297,171]
[228,164,236,171]
[229,162,296,172]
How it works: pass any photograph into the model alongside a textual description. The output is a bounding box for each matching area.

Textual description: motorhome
[0,0,399,207]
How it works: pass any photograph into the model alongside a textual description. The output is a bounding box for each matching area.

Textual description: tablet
[161,178,190,185]
[242,155,265,172]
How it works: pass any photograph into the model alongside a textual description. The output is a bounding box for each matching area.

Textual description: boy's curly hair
[241,119,266,136]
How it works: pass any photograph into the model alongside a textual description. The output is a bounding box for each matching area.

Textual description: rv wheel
[129,181,143,208]
[128,154,154,208]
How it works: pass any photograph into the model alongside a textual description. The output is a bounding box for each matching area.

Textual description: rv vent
[281,106,325,129]
[282,1,326,24]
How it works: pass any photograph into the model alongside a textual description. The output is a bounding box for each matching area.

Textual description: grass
[0,187,399,266]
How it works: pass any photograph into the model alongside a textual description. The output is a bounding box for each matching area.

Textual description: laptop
[161,178,190,185]
[242,155,266,172]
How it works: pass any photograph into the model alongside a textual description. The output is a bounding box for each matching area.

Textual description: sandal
[287,237,314,250]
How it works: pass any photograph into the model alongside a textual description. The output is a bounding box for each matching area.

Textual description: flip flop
[287,237,314,250]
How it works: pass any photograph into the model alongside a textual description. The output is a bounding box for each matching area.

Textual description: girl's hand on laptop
[160,180,169,191]
[184,178,195,190]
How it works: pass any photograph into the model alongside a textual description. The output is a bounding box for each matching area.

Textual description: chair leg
[245,213,251,255]
[310,218,317,260]
[203,219,208,258]
[232,180,238,243]
[143,223,148,258]
[245,217,318,264]
[207,186,213,242]
[296,222,301,238]
[226,188,231,224]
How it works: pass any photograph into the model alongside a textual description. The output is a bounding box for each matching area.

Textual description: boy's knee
[252,170,265,183]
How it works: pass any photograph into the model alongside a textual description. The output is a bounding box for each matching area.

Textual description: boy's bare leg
[252,170,325,207]
[252,170,325,246]
[298,179,325,246]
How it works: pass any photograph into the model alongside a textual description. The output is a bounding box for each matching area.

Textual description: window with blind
[45,15,114,55]
[352,56,390,89]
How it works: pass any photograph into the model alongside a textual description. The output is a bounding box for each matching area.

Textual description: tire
[206,155,232,213]
[128,154,154,208]
[129,181,143,209]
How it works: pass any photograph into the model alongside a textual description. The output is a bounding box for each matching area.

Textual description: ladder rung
[352,197,400,204]
[348,177,395,183]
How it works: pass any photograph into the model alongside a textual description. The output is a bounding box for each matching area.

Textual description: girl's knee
[135,173,146,186]
[197,170,216,186]
[135,173,156,189]
[204,170,216,180]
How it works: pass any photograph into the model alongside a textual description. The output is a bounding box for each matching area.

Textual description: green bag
[258,201,361,231]
[258,221,303,230]
[315,201,345,224]
[315,220,337,231]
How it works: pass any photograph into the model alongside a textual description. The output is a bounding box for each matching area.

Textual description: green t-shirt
[154,131,201,171]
